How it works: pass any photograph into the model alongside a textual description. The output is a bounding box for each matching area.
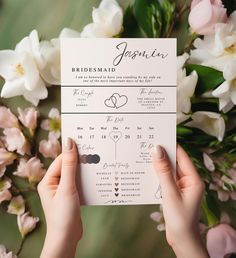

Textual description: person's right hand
[152,145,209,258]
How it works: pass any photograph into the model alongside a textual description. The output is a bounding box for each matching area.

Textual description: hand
[152,145,209,258]
[38,138,83,258]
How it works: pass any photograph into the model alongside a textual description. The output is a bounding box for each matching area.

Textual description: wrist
[40,232,79,258]
[171,232,209,258]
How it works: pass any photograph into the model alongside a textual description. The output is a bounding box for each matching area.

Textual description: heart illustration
[112,93,128,109]
[115,183,119,186]
[115,193,119,197]
[109,131,122,143]
[104,95,117,108]
[115,188,119,192]
[115,177,119,180]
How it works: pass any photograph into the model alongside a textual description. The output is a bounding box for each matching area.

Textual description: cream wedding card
[61,38,176,205]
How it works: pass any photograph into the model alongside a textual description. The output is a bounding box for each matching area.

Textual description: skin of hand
[152,145,209,258]
[38,138,83,258]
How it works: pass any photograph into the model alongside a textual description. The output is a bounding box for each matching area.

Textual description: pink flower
[39,134,61,159]
[0,106,19,129]
[13,157,46,184]
[0,148,16,167]
[3,128,30,155]
[0,165,6,178]
[41,108,61,139]
[17,212,39,238]
[7,195,25,215]
[189,0,227,35]
[0,245,17,258]
[209,172,236,201]
[206,224,236,258]
[17,107,38,133]
[0,178,12,204]
[150,205,165,231]
[0,190,12,204]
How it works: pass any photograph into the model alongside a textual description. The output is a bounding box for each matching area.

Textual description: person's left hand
[38,137,83,258]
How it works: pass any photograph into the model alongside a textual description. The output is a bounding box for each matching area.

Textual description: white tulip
[81,0,123,38]
[212,59,236,112]
[177,53,198,124]
[186,111,225,141]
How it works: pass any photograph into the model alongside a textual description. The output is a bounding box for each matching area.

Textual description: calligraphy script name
[113,41,169,66]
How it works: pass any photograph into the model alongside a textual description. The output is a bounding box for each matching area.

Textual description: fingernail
[155,145,164,160]
[64,137,73,151]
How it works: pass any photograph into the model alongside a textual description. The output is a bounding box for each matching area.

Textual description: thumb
[59,137,78,193]
[152,145,179,198]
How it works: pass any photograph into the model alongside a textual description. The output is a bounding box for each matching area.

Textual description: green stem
[191,97,218,104]
[16,237,25,256]
[201,196,219,227]
[183,32,198,53]
[166,3,190,38]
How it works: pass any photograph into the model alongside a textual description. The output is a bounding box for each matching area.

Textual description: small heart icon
[109,131,122,143]
[115,193,119,197]
[115,177,119,180]
[115,188,119,192]
[104,95,116,108]
[115,183,119,186]
[112,93,128,109]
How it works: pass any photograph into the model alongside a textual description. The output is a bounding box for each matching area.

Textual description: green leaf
[122,5,145,37]
[177,126,193,136]
[201,194,220,227]
[186,64,225,95]
[134,0,163,38]
[161,0,176,37]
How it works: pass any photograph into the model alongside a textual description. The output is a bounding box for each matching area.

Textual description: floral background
[0,0,236,258]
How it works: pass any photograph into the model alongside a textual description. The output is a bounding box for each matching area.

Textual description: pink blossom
[13,157,46,184]
[209,172,236,201]
[0,165,6,178]
[17,212,39,238]
[39,134,61,159]
[0,177,11,191]
[3,128,30,155]
[0,148,16,166]
[0,106,19,129]
[41,108,61,139]
[0,190,12,203]
[7,195,25,215]
[17,107,38,132]
[0,245,17,258]
[206,224,236,258]
[189,0,227,35]
[150,205,165,231]
[228,168,236,182]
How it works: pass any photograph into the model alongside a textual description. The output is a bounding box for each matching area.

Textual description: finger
[38,154,62,201]
[152,145,179,198]
[59,137,78,193]
[42,154,62,183]
[177,145,200,180]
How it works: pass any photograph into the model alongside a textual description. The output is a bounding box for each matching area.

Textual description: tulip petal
[189,0,213,32]
[207,224,236,258]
